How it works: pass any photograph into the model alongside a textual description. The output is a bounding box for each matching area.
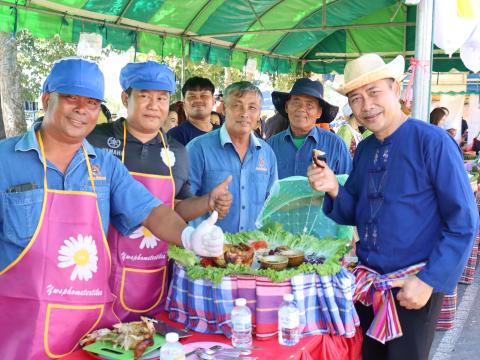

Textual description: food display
[166,177,357,339]
[224,243,255,266]
[464,151,477,161]
[464,157,479,194]
[202,243,301,271]
[168,222,349,284]
[80,317,160,360]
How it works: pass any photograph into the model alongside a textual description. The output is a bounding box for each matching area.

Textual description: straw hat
[336,54,405,96]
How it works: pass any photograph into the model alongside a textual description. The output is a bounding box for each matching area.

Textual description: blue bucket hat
[42,58,105,101]
[272,78,338,123]
[120,61,176,93]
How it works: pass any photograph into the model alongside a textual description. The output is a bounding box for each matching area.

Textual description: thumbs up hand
[181,211,224,257]
[208,175,233,219]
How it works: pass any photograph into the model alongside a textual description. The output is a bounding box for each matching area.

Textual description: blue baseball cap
[42,58,105,101]
[120,61,176,93]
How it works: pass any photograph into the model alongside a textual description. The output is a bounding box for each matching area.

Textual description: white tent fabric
[434,0,480,72]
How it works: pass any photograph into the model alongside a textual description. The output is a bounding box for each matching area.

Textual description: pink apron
[0,133,117,359]
[108,125,175,322]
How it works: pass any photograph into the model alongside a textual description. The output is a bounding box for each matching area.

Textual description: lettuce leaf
[169,222,350,284]
[168,244,197,267]
[225,230,268,245]
[184,259,341,285]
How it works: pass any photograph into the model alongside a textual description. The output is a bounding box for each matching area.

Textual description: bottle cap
[165,332,179,343]
[283,294,294,302]
[235,298,247,306]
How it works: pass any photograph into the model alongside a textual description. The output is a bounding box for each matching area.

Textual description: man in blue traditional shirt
[187,81,278,233]
[308,54,478,360]
[268,78,352,179]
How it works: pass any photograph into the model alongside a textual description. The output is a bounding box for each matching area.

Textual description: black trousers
[356,292,444,360]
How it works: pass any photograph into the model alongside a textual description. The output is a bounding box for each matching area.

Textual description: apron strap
[158,130,174,179]
[37,131,96,192]
[37,131,49,192]
[121,121,175,183]
[121,122,127,164]
[83,146,96,192]
[121,121,176,205]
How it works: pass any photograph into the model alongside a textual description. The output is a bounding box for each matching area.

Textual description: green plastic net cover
[255,175,353,242]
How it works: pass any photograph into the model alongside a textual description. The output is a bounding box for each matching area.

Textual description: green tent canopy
[0,0,469,74]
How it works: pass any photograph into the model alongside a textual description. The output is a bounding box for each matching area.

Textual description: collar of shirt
[14,120,97,158]
[219,123,262,151]
[284,126,325,144]
[113,118,168,147]
[370,118,410,146]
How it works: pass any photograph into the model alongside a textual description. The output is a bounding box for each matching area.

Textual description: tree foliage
[14,29,301,106]
[272,72,309,92]
[16,29,117,101]
[16,30,77,101]
[136,51,246,102]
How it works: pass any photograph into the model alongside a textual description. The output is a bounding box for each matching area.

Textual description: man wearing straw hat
[307,54,478,359]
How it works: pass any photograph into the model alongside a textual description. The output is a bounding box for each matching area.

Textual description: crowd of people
[0,53,477,360]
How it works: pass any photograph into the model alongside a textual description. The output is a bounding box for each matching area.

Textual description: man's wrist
[201,193,214,213]
[327,182,340,199]
[181,226,195,250]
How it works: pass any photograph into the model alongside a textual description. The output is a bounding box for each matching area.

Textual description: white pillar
[412,0,434,121]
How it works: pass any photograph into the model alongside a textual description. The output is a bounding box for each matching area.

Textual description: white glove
[181,211,224,257]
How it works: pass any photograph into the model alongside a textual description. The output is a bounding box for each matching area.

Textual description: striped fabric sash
[352,262,426,344]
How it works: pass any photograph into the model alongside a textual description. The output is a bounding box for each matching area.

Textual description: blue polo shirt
[0,123,161,271]
[268,126,352,179]
[187,125,278,233]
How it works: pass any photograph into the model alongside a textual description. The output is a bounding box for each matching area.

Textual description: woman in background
[163,105,179,133]
[430,107,448,127]
[336,104,363,156]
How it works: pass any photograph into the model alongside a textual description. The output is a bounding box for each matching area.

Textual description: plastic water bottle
[231,298,252,351]
[159,332,185,360]
[278,293,300,346]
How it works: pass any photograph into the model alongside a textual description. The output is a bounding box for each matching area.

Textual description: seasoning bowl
[259,255,289,270]
[279,249,305,267]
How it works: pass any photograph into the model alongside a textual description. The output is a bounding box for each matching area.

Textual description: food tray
[83,334,165,360]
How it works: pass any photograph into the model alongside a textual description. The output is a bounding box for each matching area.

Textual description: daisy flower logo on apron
[57,234,98,281]
[129,227,159,249]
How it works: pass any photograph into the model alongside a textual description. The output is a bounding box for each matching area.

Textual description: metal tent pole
[181,38,186,100]
[412,0,434,121]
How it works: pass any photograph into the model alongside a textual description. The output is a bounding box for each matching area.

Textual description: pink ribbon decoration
[402,58,431,109]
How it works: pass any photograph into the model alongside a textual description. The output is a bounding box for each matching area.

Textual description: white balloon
[461,24,480,72]
[434,0,479,56]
